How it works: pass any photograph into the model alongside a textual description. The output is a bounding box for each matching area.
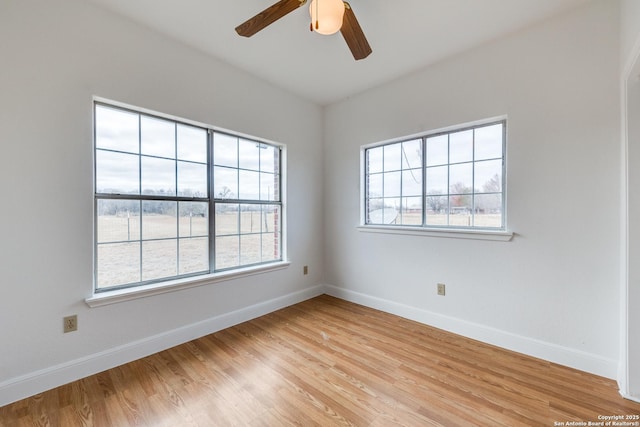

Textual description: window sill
[357,225,513,241]
[85,261,291,308]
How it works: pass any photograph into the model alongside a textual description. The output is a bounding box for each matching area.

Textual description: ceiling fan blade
[340,2,372,60]
[236,0,307,37]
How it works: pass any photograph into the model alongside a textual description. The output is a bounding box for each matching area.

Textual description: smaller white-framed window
[362,119,507,232]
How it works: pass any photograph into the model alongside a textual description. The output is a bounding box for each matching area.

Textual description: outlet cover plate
[64,315,77,333]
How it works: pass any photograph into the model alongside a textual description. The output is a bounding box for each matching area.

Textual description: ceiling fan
[235,0,372,60]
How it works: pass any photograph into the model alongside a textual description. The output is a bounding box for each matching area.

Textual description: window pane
[402,169,422,197]
[141,116,175,158]
[177,161,207,197]
[384,143,402,172]
[383,171,401,197]
[368,173,383,198]
[95,105,139,154]
[381,201,399,224]
[449,163,473,194]
[96,150,139,194]
[239,138,260,171]
[141,156,176,196]
[475,194,503,227]
[260,144,279,174]
[216,203,239,236]
[261,205,281,261]
[96,242,140,289]
[475,159,502,194]
[177,124,207,163]
[179,237,208,275]
[260,172,278,201]
[240,206,261,234]
[142,240,177,281]
[178,202,208,238]
[214,166,238,199]
[475,123,503,160]
[426,135,448,166]
[213,133,238,167]
[261,232,279,262]
[216,236,239,270]
[97,199,140,243]
[398,197,422,225]
[367,198,383,217]
[402,139,422,170]
[366,208,383,224]
[426,196,448,223]
[367,146,383,173]
[450,194,472,212]
[262,205,281,235]
[426,212,448,226]
[240,234,261,265]
[426,166,447,195]
[369,199,399,224]
[142,201,177,240]
[239,170,260,200]
[449,198,472,226]
[450,130,473,164]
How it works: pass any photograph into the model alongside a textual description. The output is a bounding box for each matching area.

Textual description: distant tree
[482,174,501,193]
[180,201,207,217]
[214,186,237,214]
[476,174,502,213]
[98,199,139,216]
[367,198,385,211]
[450,182,472,208]
[143,199,176,216]
[217,186,234,199]
[426,191,445,212]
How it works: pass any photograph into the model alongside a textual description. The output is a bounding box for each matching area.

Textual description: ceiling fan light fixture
[309,0,345,35]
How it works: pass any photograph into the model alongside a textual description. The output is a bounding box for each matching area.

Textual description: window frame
[360,117,512,240]
[92,98,287,298]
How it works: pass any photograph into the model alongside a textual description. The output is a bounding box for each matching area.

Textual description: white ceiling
[87,0,589,106]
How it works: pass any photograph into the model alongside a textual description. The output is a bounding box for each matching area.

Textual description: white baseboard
[0,285,325,407]
[620,391,640,404]
[324,284,618,380]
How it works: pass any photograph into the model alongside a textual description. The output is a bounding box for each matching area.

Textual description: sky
[95,104,279,200]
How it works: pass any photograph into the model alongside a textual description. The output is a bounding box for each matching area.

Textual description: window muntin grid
[364,120,505,230]
[94,102,283,291]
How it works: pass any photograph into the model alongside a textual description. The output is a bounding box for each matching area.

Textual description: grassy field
[383,212,502,228]
[96,212,280,289]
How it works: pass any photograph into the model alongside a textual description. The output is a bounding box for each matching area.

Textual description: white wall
[0,0,324,405]
[621,0,640,70]
[323,0,621,378]
[625,68,640,399]
[621,0,640,401]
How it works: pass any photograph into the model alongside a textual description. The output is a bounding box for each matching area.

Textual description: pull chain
[312,0,318,31]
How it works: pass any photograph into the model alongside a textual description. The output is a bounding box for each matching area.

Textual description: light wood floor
[1,295,639,426]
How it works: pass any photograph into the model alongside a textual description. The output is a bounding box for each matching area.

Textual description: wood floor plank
[2,294,639,426]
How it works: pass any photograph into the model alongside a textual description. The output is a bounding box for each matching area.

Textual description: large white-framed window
[94,100,284,292]
[363,119,506,232]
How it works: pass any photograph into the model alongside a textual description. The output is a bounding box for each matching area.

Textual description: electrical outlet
[437,283,446,296]
[303,265,309,275]
[64,315,77,333]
